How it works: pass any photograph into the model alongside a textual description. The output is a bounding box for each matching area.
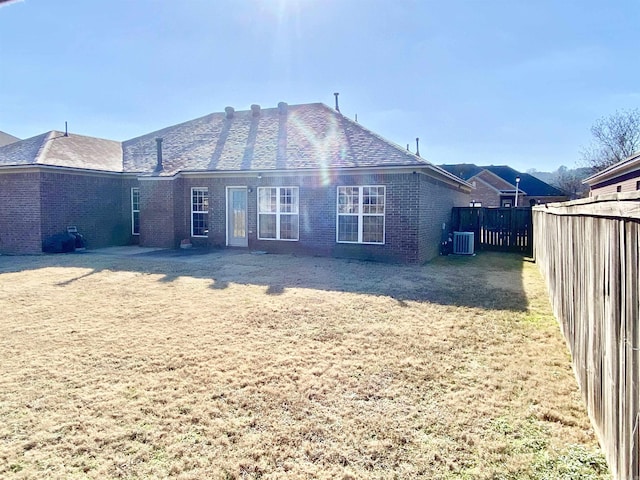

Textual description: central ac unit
[453,232,475,255]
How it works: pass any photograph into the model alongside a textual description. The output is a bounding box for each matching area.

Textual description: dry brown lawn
[0,249,608,479]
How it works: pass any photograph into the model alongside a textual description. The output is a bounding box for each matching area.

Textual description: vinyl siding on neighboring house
[588,170,640,196]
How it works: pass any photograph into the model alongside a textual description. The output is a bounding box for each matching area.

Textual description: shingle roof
[0,131,20,147]
[440,163,565,196]
[0,131,122,172]
[0,103,468,188]
[439,164,484,181]
[482,166,566,196]
[0,132,50,166]
[123,103,440,176]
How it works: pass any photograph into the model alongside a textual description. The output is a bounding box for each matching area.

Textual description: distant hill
[528,171,555,184]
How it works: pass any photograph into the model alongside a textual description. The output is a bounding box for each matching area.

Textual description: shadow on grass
[0,250,528,311]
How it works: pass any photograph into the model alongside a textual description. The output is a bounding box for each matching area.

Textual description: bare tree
[551,166,588,199]
[581,108,640,172]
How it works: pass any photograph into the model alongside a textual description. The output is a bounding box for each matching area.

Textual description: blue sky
[1,0,638,172]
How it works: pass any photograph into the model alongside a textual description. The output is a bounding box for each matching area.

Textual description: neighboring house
[440,164,567,207]
[0,102,471,262]
[583,151,640,196]
[0,131,20,147]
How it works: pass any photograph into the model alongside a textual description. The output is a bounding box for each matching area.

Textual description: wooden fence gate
[451,207,533,255]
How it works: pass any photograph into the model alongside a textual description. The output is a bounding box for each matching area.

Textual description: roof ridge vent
[278,102,288,115]
[225,106,234,119]
[251,104,261,117]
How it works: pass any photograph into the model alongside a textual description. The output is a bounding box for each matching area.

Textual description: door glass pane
[232,190,246,238]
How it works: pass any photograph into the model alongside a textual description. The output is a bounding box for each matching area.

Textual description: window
[258,187,299,240]
[337,186,385,244]
[636,181,640,191]
[131,187,140,235]
[616,185,622,193]
[191,187,209,237]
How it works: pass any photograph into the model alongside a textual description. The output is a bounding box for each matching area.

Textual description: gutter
[582,151,640,185]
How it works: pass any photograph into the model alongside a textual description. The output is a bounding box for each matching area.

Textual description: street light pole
[514,176,521,207]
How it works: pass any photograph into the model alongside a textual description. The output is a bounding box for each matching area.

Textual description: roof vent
[251,104,261,117]
[278,102,288,115]
[225,106,234,119]
[155,137,163,171]
[416,137,420,157]
[334,92,340,112]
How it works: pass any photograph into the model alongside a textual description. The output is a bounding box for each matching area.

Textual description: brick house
[0,131,137,254]
[440,164,567,207]
[583,151,640,196]
[0,102,471,262]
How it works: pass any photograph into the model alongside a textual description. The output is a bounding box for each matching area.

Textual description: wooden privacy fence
[533,192,639,480]
[451,207,533,255]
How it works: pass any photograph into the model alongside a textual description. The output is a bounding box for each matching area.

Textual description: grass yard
[0,250,608,479]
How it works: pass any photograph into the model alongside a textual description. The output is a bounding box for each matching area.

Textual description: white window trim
[191,187,209,238]
[336,185,386,245]
[257,186,299,241]
[131,187,140,236]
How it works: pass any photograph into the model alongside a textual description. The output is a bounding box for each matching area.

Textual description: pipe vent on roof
[334,92,340,112]
[251,104,261,117]
[278,102,288,115]
[225,106,234,119]
[155,137,163,171]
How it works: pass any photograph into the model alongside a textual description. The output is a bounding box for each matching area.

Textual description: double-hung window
[131,187,140,235]
[337,186,385,244]
[191,187,209,237]
[258,187,299,241]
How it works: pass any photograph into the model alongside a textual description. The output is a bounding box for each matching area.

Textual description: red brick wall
[39,171,136,249]
[469,180,501,207]
[418,175,470,262]
[0,170,137,254]
[139,179,176,248]
[145,172,469,263]
[0,171,42,254]
[175,173,421,262]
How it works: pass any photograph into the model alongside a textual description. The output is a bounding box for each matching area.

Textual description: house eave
[582,152,640,186]
[0,163,137,178]
[141,164,471,190]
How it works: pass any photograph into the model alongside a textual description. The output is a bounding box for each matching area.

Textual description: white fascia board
[0,164,135,178]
